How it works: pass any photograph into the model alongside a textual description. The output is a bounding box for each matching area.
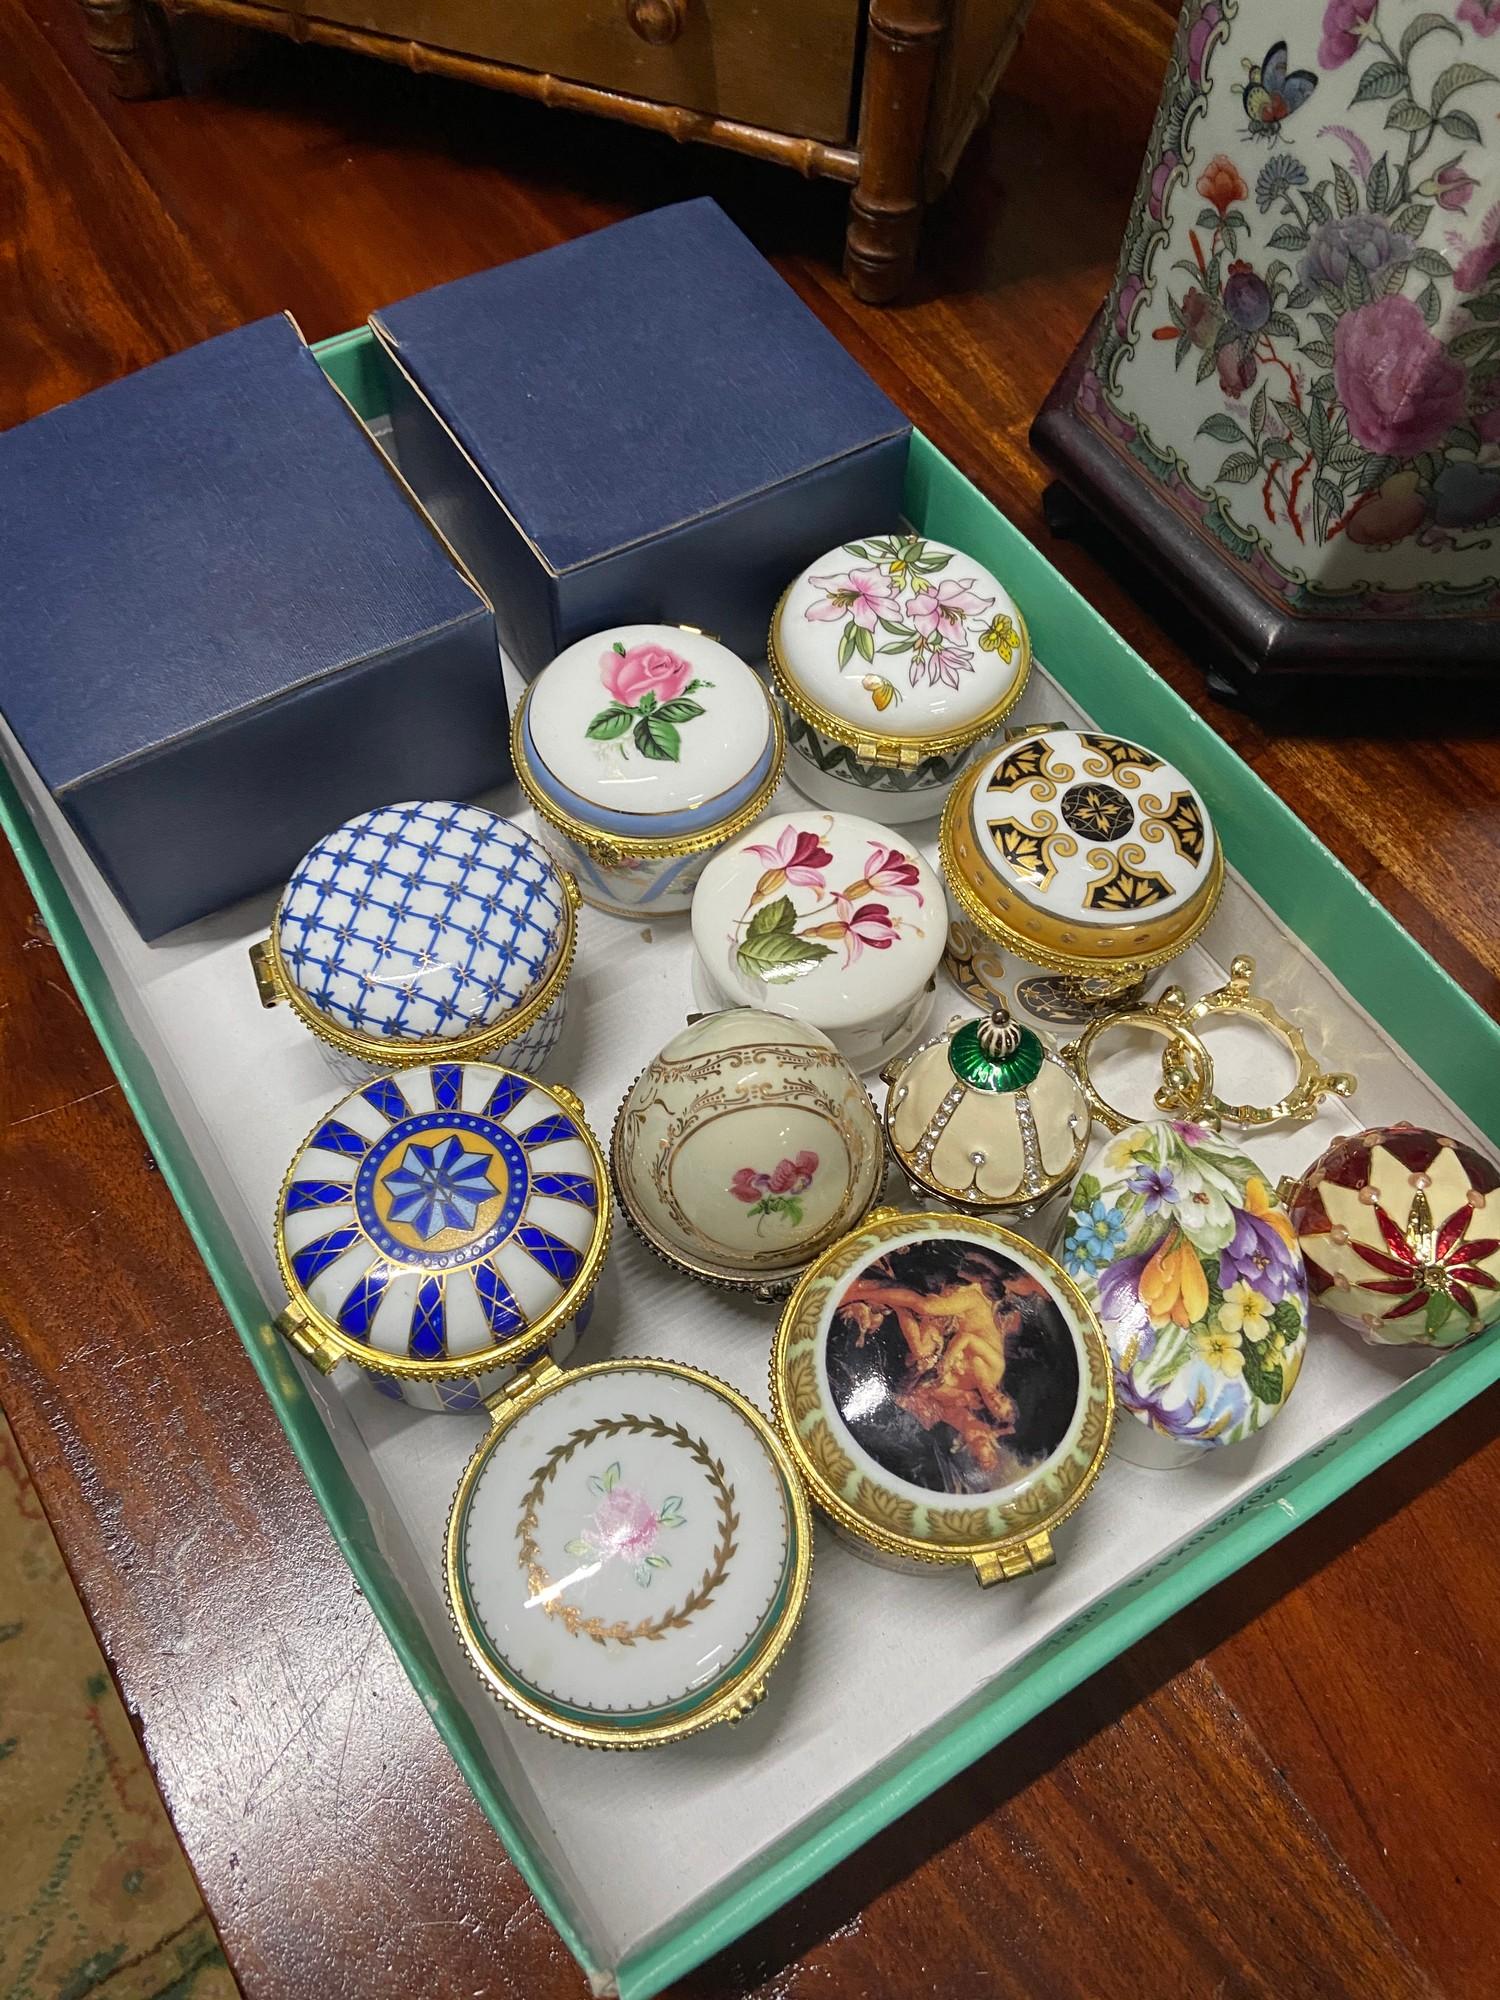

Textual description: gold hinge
[248,938,282,1010]
[484,1352,563,1422]
[274,1301,341,1374]
[1004,719,1066,741]
[548,1083,587,1120]
[971,1531,1055,1587]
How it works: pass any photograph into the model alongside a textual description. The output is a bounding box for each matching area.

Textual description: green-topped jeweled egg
[882,1005,1090,1217]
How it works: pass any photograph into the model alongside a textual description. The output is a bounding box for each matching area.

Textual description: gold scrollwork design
[1138,788,1206,866]
[985,735,1074,799]
[1083,843,1173,911]
[1076,733,1161,784]
[986,812,1078,892]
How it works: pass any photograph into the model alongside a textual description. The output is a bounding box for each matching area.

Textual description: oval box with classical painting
[512,622,783,917]
[250,802,578,1080]
[770,533,1031,823]
[273,1061,610,1411]
[611,1008,886,1299]
[771,1209,1114,1583]
[1060,1119,1309,1468]
[689,808,946,1071]
[940,726,1224,1010]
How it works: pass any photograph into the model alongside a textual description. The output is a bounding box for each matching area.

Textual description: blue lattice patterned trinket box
[251,802,578,1077]
[274,1060,611,1412]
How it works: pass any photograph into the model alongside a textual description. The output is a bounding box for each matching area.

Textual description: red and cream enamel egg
[1285,1123,1500,1347]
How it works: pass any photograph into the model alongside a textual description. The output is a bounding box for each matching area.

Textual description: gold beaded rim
[262,869,579,1067]
[444,1355,814,1749]
[273,1068,613,1381]
[511,679,785,863]
[938,756,1226,977]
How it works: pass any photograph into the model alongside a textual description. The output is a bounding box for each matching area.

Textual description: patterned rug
[0,1409,238,2000]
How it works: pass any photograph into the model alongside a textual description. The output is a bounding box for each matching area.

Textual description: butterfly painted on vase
[1241,42,1317,142]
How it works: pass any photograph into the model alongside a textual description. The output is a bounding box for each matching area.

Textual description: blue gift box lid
[0,313,487,796]
[371,200,909,577]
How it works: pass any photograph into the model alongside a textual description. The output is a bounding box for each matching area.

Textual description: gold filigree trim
[516,1412,738,1647]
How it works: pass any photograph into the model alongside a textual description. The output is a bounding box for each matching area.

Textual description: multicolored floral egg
[1285,1123,1500,1347]
[1061,1119,1307,1460]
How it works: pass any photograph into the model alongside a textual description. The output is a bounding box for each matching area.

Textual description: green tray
[2,322,1496,2000]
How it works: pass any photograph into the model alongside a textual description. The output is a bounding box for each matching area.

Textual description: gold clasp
[248,937,283,1010]
[274,1300,341,1373]
[972,1531,1054,1586]
[484,1352,563,1422]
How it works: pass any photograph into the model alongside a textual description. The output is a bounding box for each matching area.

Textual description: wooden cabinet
[76,0,1036,298]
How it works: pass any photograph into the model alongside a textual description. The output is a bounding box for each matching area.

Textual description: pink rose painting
[1458,0,1500,35]
[804,533,1004,710]
[730,1151,819,1230]
[587,639,710,764]
[564,1461,685,1589]
[1334,297,1467,458]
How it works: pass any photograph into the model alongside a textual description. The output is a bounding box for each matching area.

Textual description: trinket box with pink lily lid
[688,808,947,1072]
[512,622,783,918]
[768,533,1030,823]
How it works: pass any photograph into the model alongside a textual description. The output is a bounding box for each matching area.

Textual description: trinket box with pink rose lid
[512,622,784,917]
[689,808,946,1070]
[769,533,1030,822]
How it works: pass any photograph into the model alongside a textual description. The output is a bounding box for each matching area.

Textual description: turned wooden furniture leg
[845,0,951,304]
[76,0,179,97]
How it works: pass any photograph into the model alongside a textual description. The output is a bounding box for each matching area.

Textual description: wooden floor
[2,1,1499,1995]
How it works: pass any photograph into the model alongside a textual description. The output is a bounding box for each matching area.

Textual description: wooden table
[2,1,1498,1994]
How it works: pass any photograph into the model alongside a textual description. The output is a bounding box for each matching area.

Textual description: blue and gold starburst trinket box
[274,1060,610,1411]
[251,802,578,1077]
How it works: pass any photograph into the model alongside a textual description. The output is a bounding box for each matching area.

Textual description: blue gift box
[370,200,911,677]
[0,315,506,940]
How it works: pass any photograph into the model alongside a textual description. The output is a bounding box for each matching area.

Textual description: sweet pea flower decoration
[730,1151,819,1230]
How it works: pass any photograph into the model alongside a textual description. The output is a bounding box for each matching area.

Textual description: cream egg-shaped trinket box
[512,623,784,917]
[883,1004,1090,1218]
[274,1061,610,1411]
[445,1354,813,1749]
[689,808,946,1072]
[771,1208,1113,1583]
[250,802,578,1079]
[1284,1123,1500,1348]
[611,1008,886,1299]
[1059,1119,1308,1468]
[940,727,1224,1008]
[769,533,1031,824]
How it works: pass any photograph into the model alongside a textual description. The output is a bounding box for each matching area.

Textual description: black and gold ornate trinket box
[940,726,1223,1005]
